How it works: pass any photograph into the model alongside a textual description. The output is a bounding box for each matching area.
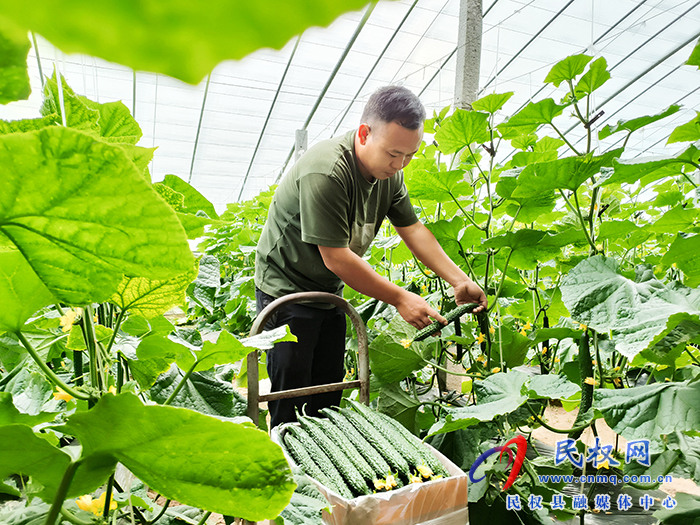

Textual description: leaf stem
[488,249,514,313]
[194,511,212,525]
[550,122,581,156]
[45,460,81,525]
[147,499,171,525]
[106,308,126,354]
[163,360,199,406]
[568,189,597,253]
[685,346,700,366]
[16,332,92,401]
[59,507,92,525]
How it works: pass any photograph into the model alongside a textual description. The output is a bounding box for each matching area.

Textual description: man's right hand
[396,290,447,330]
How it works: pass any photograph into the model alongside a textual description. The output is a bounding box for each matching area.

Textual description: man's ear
[358,123,371,145]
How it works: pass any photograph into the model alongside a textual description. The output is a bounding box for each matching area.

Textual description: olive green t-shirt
[255,129,418,299]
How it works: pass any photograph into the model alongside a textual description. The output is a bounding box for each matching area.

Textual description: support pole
[454,0,483,110]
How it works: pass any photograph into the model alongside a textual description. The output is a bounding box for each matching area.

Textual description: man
[255,85,487,428]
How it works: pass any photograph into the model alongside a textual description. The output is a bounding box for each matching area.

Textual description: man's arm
[394,221,487,312]
[318,245,447,329]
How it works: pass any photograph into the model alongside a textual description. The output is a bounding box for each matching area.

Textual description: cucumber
[413,303,478,341]
[283,424,354,499]
[318,408,402,487]
[298,415,370,496]
[339,407,411,479]
[569,330,593,440]
[282,432,337,493]
[367,407,450,478]
[313,417,376,485]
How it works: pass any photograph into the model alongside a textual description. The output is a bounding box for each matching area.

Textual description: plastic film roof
[4,0,700,213]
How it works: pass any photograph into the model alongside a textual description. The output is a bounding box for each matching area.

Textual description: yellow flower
[477,333,485,344]
[417,464,433,478]
[554,357,561,363]
[598,459,611,470]
[665,377,671,382]
[373,478,386,491]
[76,492,117,516]
[491,367,501,374]
[400,339,411,349]
[476,354,486,363]
[421,285,427,293]
[672,263,677,268]
[523,321,532,330]
[519,329,527,336]
[108,386,117,395]
[613,378,621,387]
[425,270,433,276]
[542,346,548,354]
[60,310,77,333]
[579,323,587,331]
[93,314,98,323]
[53,387,74,403]
[410,474,423,484]
[584,377,597,386]
[489,325,496,335]
[592,360,597,366]
[386,474,397,488]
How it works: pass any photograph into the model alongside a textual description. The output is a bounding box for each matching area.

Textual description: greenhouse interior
[1,0,700,524]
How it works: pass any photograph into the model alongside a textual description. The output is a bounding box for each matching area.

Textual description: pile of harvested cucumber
[279,400,449,499]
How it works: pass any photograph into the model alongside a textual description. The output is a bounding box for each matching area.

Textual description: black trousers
[255,288,346,428]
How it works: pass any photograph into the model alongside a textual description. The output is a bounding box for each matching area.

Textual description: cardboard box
[273,426,469,525]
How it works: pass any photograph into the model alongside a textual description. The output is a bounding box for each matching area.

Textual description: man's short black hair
[361,85,426,130]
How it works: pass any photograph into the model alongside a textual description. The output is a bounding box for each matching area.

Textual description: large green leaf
[599,104,681,140]
[162,174,219,219]
[574,57,610,96]
[0,425,73,501]
[0,24,30,104]
[377,381,421,433]
[654,492,700,524]
[600,145,700,187]
[662,233,700,285]
[0,392,58,427]
[667,112,700,144]
[497,99,568,139]
[368,316,428,383]
[426,217,471,263]
[511,148,623,196]
[111,263,198,319]
[428,370,529,436]
[40,74,100,135]
[544,54,592,87]
[0,114,59,135]
[0,0,372,84]
[561,255,700,358]
[404,167,472,203]
[649,205,700,235]
[150,366,250,421]
[471,92,514,114]
[495,168,557,224]
[522,374,580,400]
[79,99,143,145]
[482,229,573,270]
[595,380,700,440]
[60,393,294,520]
[0,249,54,333]
[435,109,490,154]
[0,127,194,319]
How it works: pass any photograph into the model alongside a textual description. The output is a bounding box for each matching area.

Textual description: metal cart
[245,290,370,426]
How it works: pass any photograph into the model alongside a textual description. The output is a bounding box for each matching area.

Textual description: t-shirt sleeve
[298,172,351,248]
[386,172,419,227]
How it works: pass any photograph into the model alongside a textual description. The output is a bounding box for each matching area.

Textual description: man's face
[355,120,423,182]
